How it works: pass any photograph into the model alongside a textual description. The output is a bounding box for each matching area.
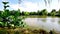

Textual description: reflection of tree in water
[42,18,47,22]
[58,18,60,24]
[37,18,47,23]
[51,18,55,22]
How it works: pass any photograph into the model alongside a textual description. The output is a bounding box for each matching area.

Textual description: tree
[21,11,25,15]
[56,9,60,17]
[24,11,29,16]
[30,12,37,15]
[1,2,10,27]
[50,9,56,16]
[37,10,41,15]
[58,9,60,15]
[40,9,48,16]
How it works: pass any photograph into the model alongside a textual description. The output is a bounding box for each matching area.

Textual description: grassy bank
[0,27,59,34]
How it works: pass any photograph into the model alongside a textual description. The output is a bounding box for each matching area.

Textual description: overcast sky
[0,0,60,12]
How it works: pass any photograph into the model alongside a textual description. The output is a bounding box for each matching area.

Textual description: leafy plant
[0,1,26,28]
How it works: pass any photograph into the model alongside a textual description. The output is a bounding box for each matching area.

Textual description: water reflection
[37,18,47,22]
[58,18,60,24]
[24,17,60,32]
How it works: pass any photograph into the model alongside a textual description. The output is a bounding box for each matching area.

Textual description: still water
[24,17,60,32]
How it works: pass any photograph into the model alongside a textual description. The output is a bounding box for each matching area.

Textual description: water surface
[24,16,60,32]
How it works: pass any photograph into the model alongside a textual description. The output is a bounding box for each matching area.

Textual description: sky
[0,0,60,12]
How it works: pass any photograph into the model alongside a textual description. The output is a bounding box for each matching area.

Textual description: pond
[24,16,60,32]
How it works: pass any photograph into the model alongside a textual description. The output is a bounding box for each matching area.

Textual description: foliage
[29,12,37,15]
[0,1,26,28]
[40,9,48,16]
[50,9,56,16]
[20,9,60,17]
[56,9,60,17]
[2,2,9,10]
[24,11,29,16]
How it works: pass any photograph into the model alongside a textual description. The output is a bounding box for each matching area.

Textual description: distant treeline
[0,9,60,17]
[0,9,59,17]
[20,9,60,17]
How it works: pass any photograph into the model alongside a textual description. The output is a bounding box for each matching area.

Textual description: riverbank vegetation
[0,28,59,34]
[1,8,60,17]
[19,9,60,17]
